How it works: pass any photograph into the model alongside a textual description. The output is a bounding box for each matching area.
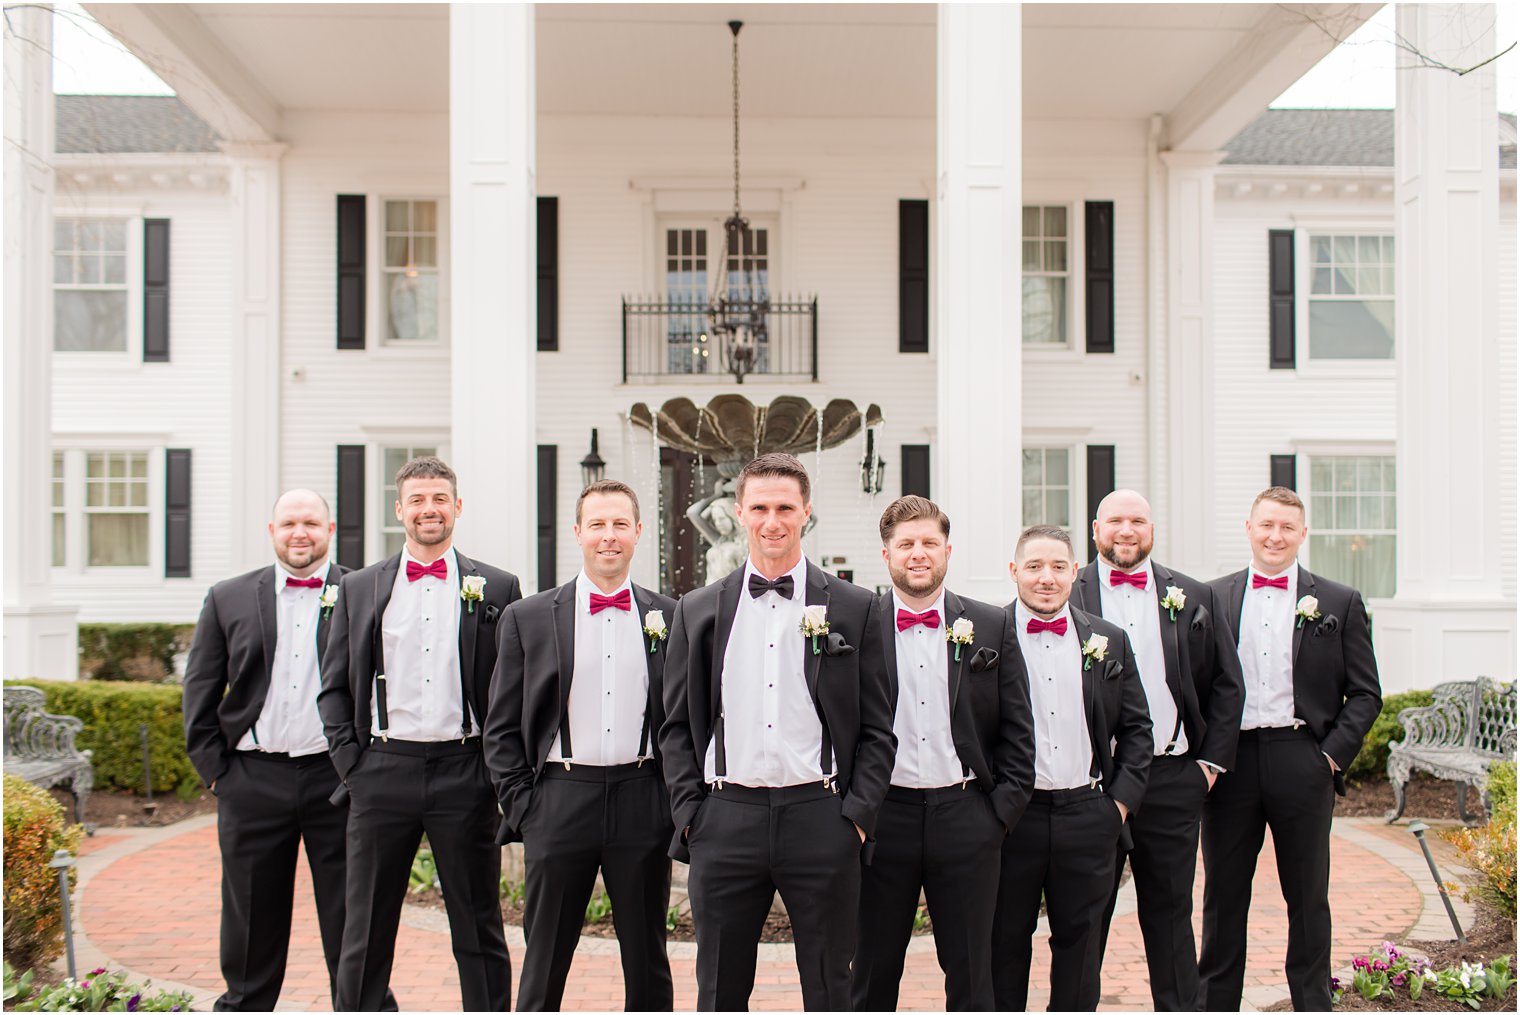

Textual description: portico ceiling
[85,3,1379,150]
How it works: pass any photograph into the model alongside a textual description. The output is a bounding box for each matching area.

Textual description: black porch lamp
[860,427,887,495]
[580,429,606,487]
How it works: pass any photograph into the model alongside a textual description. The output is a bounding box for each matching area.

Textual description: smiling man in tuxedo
[1198,487,1381,1012]
[1075,489,1245,1011]
[484,479,677,1011]
[183,489,353,1011]
[659,452,894,1011]
[317,455,521,1011]
[993,525,1152,1012]
[850,496,1035,1012]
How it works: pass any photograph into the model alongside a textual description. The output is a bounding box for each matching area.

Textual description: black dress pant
[851,785,1004,1012]
[518,762,674,1012]
[213,750,349,1011]
[336,738,511,1012]
[687,783,862,1011]
[1199,728,1335,1012]
[1097,754,1211,1011]
[991,788,1124,1012]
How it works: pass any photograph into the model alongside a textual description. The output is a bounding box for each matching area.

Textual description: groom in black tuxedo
[318,456,521,1011]
[851,496,1035,1012]
[485,479,677,1011]
[659,452,895,1011]
[183,489,352,1011]
[1075,489,1245,1011]
[1199,487,1381,1011]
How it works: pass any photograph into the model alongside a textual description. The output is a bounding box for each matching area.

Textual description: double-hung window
[52,448,156,572]
[1306,234,1394,360]
[54,217,130,352]
[381,199,442,344]
[1306,455,1396,597]
[380,444,439,556]
[1022,205,1069,346]
[1022,447,1073,531]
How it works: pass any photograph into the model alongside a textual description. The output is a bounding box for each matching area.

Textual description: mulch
[1336,775,1488,823]
[50,787,219,829]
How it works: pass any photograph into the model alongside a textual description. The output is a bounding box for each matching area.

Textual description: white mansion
[4,3,1514,693]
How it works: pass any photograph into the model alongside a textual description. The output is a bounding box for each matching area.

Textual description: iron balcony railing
[621,295,818,383]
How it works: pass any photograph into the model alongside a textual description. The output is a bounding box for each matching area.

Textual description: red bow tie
[285,576,323,589]
[589,589,632,615]
[1026,617,1068,636]
[1108,570,1148,590]
[406,558,448,582]
[1252,573,1289,590]
[896,608,941,632]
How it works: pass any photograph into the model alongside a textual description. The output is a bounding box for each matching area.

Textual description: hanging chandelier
[708,20,768,384]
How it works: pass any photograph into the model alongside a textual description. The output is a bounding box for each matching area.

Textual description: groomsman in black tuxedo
[1075,489,1245,1011]
[992,525,1152,1012]
[851,496,1035,1012]
[659,452,895,1011]
[318,456,520,1011]
[183,489,352,1011]
[484,479,677,1011]
[1199,487,1381,1012]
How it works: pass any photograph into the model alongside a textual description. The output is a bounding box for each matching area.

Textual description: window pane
[1022,276,1067,345]
[1046,490,1068,526]
[1043,206,1066,237]
[1335,495,1358,529]
[1022,206,1040,238]
[1022,241,1040,271]
[384,448,409,477]
[1045,449,1068,485]
[385,236,408,268]
[86,453,105,478]
[1357,457,1383,492]
[77,255,101,285]
[1310,458,1333,491]
[1334,235,1355,262]
[1022,490,1042,523]
[1311,494,1334,524]
[1359,236,1380,262]
[54,219,74,250]
[54,255,75,284]
[412,200,438,233]
[385,272,439,342]
[109,454,126,478]
[1332,265,1355,294]
[385,201,410,232]
[1357,266,1381,295]
[52,513,66,568]
[1309,300,1394,359]
[130,453,147,478]
[129,480,148,508]
[1311,235,1332,263]
[1310,533,1394,598]
[1045,240,1066,273]
[54,290,128,351]
[80,220,102,251]
[102,254,126,285]
[413,236,437,268]
[88,513,149,567]
[100,220,126,251]
[1022,449,1043,486]
[1311,268,1332,294]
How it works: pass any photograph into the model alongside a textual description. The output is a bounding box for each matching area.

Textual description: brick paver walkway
[71,814,1459,1011]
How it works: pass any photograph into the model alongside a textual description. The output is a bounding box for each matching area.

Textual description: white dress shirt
[547,572,650,766]
[374,546,474,741]
[889,590,970,788]
[236,562,333,757]
[704,557,833,787]
[1015,601,1093,791]
[1097,560,1186,757]
[1238,562,1299,730]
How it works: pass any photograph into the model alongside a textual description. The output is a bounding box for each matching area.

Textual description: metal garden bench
[1386,677,1516,824]
[3,686,92,826]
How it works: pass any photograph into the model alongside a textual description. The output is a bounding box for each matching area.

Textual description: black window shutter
[143,219,170,362]
[901,444,931,498]
[1270,454,1297,491]
[1269,229,1295,369]
[899,200,930,353]
[337,195,366,350]
[1084,201,1115,354]
[165,448,191,577]
[335,445,365,569]
[537,198,559,352]
[1085,445,1116,562]
[537,445,557,590]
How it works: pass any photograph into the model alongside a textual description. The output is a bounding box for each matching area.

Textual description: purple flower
[89,967,107,976]
[1392,973,1408,987]
[80,981,92,990]
[1331,977,1342,989]
[127,993,141,1012]
[1353,957,1369,971]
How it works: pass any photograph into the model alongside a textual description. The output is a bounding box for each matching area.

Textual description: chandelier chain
[732,26,741,219]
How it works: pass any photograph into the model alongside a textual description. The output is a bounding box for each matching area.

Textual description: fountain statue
[629,395,884,585]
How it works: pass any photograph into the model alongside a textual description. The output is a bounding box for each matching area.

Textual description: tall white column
[936,3,1021,604]
[1377,4,1512,692]
[1160,151,1220,578]
[449,3,537,583]
[225,142,286,571]
[4,4,79,679]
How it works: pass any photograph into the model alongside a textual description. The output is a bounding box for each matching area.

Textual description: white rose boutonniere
[1161,585,1186,621]
[800,605,830,656]
[946,617,975,661]
[1295,595,1321,629]
[460,575,487,613]
[319,585,339,619]
[1081,633,1110,671]
[643,609,668,654]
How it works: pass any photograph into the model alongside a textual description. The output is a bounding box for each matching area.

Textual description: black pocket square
[1313,613,1340,637]
[969,646,999,673]
[1103,658,1122,680]
[1191,604,1211,632]
[823,632,856,656]
[484,604,501,624]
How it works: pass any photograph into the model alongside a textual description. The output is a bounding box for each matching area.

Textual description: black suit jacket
[484,578,677,843]
[182,561,348,787]
[880,590,1036,832]
[317,550,522,783]
[1210,565,1382,795]
[658,562,896,863]
[1073,561,1246,770]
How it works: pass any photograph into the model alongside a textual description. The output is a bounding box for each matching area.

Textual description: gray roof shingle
[1224,108,1516,170]
[55,95,220,154]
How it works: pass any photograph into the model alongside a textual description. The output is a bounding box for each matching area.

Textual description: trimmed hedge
[1347,689,1436,783]
[3,774,84,970]
[77,623,196,682]
[1489,760,1516,823]
[5,680,199,799]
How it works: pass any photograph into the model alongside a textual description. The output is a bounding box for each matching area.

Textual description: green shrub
[77,624,195,682]
[5,680,199,798]
[3,775,84,970]
[1488,760,1516,824]
[1347,689,1436,783]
